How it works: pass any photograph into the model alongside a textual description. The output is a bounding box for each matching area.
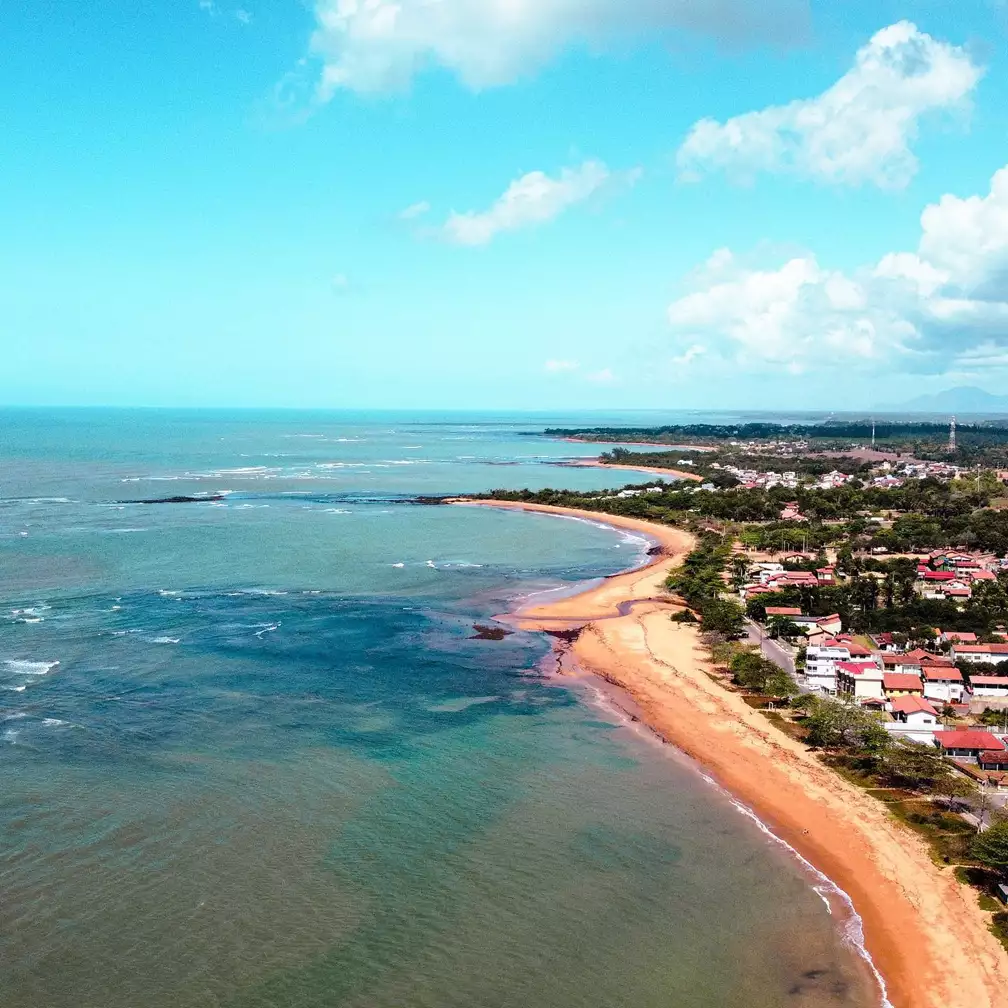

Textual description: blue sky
[3,0,1008,410]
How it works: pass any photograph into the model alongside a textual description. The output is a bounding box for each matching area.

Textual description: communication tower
[948,416,957,453]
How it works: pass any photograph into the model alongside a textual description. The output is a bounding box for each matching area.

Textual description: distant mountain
[897,386,1008,415]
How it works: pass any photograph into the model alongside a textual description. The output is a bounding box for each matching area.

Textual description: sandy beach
[559,459,704,482]
[455,500,1008,1008]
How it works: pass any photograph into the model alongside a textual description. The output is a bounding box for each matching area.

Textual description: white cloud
[306,0,807,99]
[235,8,252,24]
[677,21,982,188]
[585,368,616,383]
[399,200,431,220]
[441,160,624,245]
[545,359,580,373]
[199,0,217,14]
[667,164,1008,375]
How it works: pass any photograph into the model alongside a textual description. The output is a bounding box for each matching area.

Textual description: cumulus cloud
[677,21,982,188]
[667,164,1008,376]
[306,0,807,98]
[441,160,627,245]
[236,8,252,24]
[545,359,580,373]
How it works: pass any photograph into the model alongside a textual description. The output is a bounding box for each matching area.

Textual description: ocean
[0,409,881,1008]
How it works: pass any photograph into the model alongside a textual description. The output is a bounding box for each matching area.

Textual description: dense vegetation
[544,420,1008,447]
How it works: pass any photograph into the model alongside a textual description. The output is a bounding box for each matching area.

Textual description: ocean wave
[254,622,280,637]
[4,659,59,675]
[150,637,180,644]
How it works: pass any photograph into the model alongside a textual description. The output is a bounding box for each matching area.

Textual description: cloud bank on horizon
[668,162,1008,378]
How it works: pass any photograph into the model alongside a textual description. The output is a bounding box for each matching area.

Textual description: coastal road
[744,620,798,678]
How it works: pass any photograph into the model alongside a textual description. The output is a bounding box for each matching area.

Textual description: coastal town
[482,418,1008,966]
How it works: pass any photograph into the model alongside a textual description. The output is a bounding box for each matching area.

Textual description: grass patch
[991,913,1008,954]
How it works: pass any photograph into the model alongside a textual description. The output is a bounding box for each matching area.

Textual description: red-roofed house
[835,660,885,701]
[923,667,965,704]
[978,750,1008,771]
[939,630,977,645]
[890,695,940,726]
[883,673,924,698]
[765,607,803,618]
[936,730,1006,761]
[816,566,836,585]
[970,676,1008,699]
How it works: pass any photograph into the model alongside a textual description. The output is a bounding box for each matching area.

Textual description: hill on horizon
[893,386,1008,415]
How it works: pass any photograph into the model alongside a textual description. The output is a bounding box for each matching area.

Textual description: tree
[804,699,892,754]
[767,616,802,641]
[971,819,1008,877]
[699,598,746,639]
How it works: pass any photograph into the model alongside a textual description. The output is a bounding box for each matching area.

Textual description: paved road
[744,620,797,677]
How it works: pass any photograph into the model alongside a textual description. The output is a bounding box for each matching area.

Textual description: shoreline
[556,437,716,452]
[557,458,704,482]
[453,499,1007,1008]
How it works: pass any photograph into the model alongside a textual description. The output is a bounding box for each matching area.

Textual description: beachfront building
[935,730,1007,762]
[952,643,1008,665]
[923,667,966,704]
[883,673,924,699]
[970,676,1008,699]
[804,641,848,694]
[835,660,885,702]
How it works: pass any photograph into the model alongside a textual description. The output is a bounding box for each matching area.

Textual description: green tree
[971,819,1008,877]
[699,598,746,639]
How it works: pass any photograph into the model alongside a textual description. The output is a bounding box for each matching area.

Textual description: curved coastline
[557,459,704,482]
[453,499,1007,1008]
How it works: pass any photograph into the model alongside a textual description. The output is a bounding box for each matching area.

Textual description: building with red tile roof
[883,673,923,697]
[936,730,1006,760]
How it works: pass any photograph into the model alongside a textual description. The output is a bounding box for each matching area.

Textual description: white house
[884,695,941,744]
[835,660,885,701]
[804,642,851,694]
[952,644,1008,666]
[923,667,965,704]
[970,675,1008,699]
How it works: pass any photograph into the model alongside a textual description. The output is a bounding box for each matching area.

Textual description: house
[952,643,1008,666]
[816,566,836,585]
[970,676,1008,699]
[978,750,1008,772]
[885,696,941,742]
[881,650,955,676]
[939,630,977,646]
[883,673,924,698]
[765,606,803,619]
[814,613,843,636]
[805,641,852,694]
[890,695,940,724]
[871,632,900,652]
[923,667,965,704]
[780,502,805,521]
[835,660,885,701]
[935,730,1006,762]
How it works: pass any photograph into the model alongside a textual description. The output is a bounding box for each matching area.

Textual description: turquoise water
[0,410,880,1007]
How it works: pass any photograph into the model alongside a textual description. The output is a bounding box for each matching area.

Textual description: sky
[3,0,1008,411]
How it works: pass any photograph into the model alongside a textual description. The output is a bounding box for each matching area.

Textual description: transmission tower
[871,420,876,451]
[948,416,957,453]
